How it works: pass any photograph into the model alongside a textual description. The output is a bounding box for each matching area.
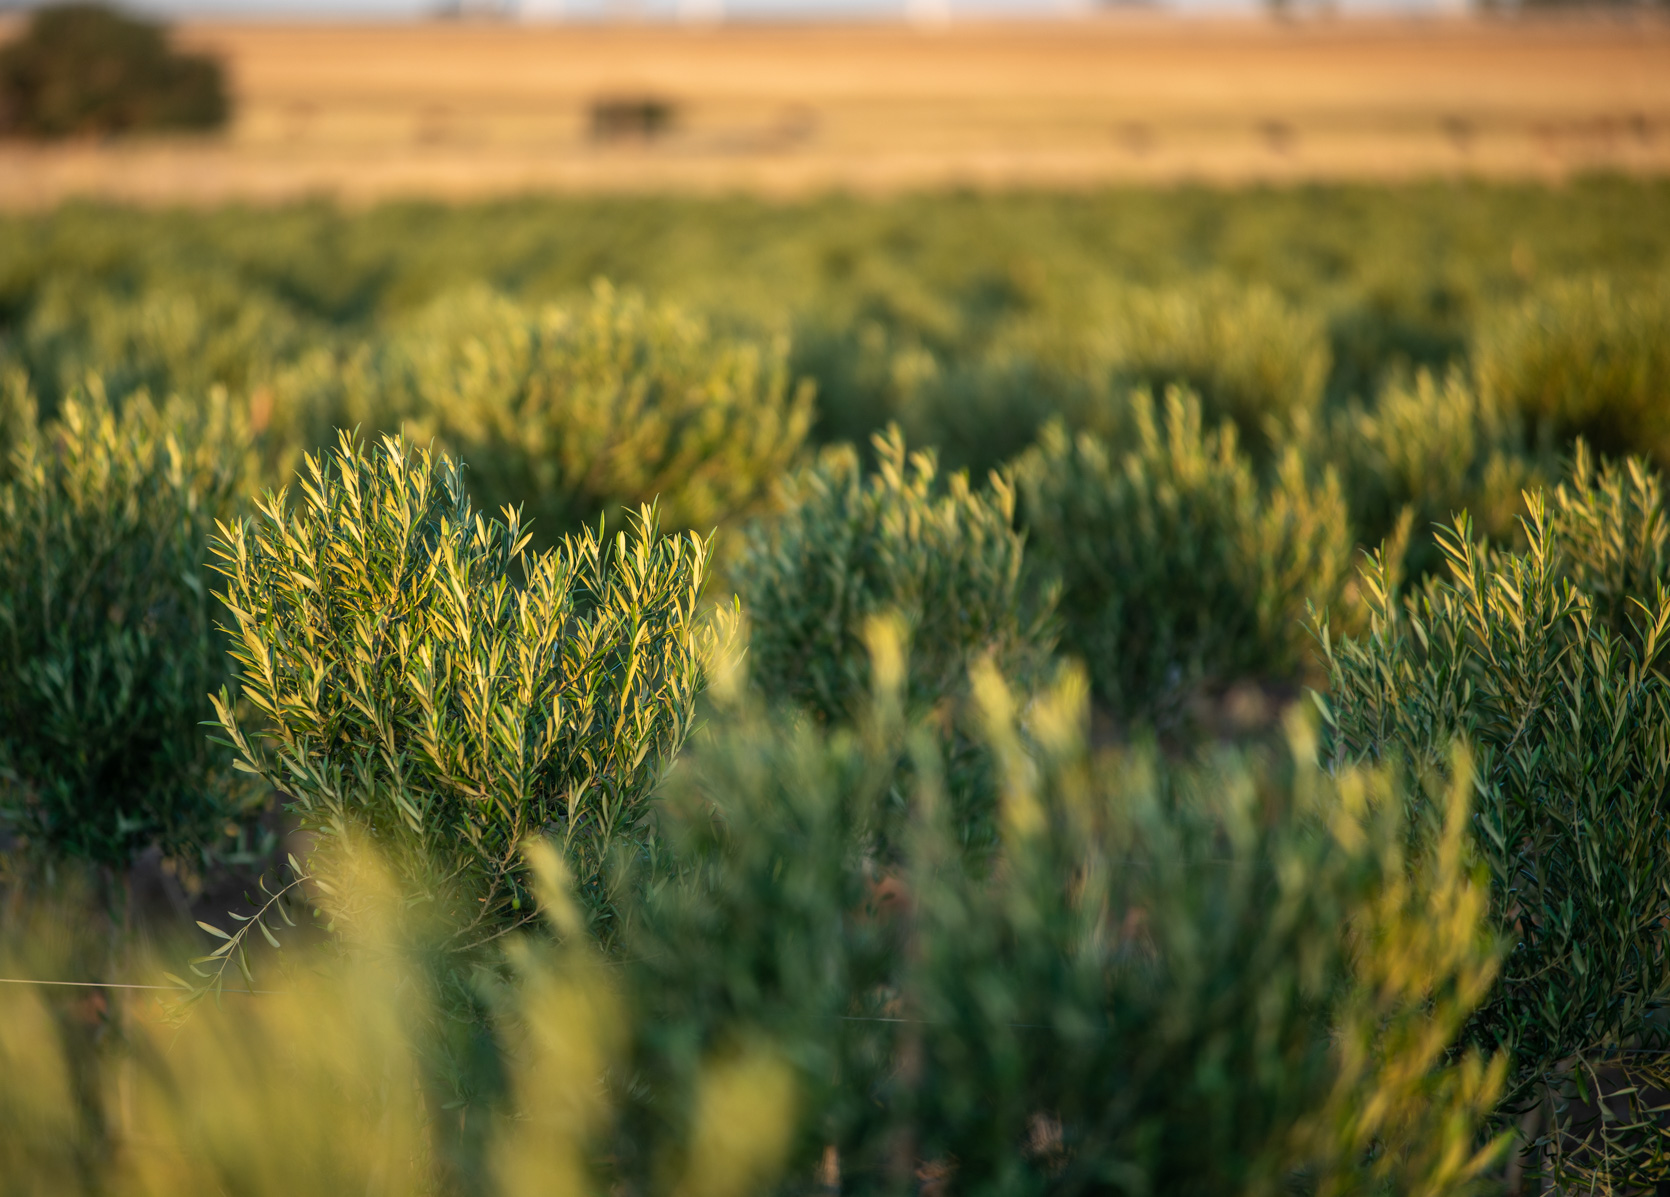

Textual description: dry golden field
[2,13,1669,203]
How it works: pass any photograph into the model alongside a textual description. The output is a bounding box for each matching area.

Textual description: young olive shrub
[1017,387,1351,726]
[0,388,249,868]
[732,425,1056,726]
[1547,441,1670,640]
[1101,279,1331,460]
[1318,471,1670,1189]
[0,368,33,485]
[1331,368,1544,580]
[208,432,711,945]
[625,639,1504,1196]
[8,273,315,427]
[274,283,814,544]
[1474,276,1670,470]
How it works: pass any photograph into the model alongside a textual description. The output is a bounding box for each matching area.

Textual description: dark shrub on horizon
[0,3,228,140]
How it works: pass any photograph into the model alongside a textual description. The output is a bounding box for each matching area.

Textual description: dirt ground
[2,13,1668,204]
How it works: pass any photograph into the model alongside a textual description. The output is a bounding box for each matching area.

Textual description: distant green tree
[0,3,228,139]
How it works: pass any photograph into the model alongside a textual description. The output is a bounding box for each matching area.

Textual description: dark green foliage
[0,3,227,139]
[793,317,1097,478]
[1474,277,1670,470]
[208,433,711,942]
[1324,292,1471,411]
[0,389,247,867]
[733,426,1055,726]
[1017,389,1351,724]
[1318,462,1670,1188]
[603,683,895,1190]
[730,429,1056,857]
[614,649,1504,1195]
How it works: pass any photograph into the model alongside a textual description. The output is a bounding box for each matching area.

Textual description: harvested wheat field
[2,15,1670,202]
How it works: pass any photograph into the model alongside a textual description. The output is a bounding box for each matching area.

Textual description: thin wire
[0,977,183,991]
[0,977,275,995]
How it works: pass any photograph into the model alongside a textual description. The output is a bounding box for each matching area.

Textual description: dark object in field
[1442,113,1476,153]
[1115,120,1153,155]
[1258,118,1295,155]
[590,95,676,143]
[0,3,228,139]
